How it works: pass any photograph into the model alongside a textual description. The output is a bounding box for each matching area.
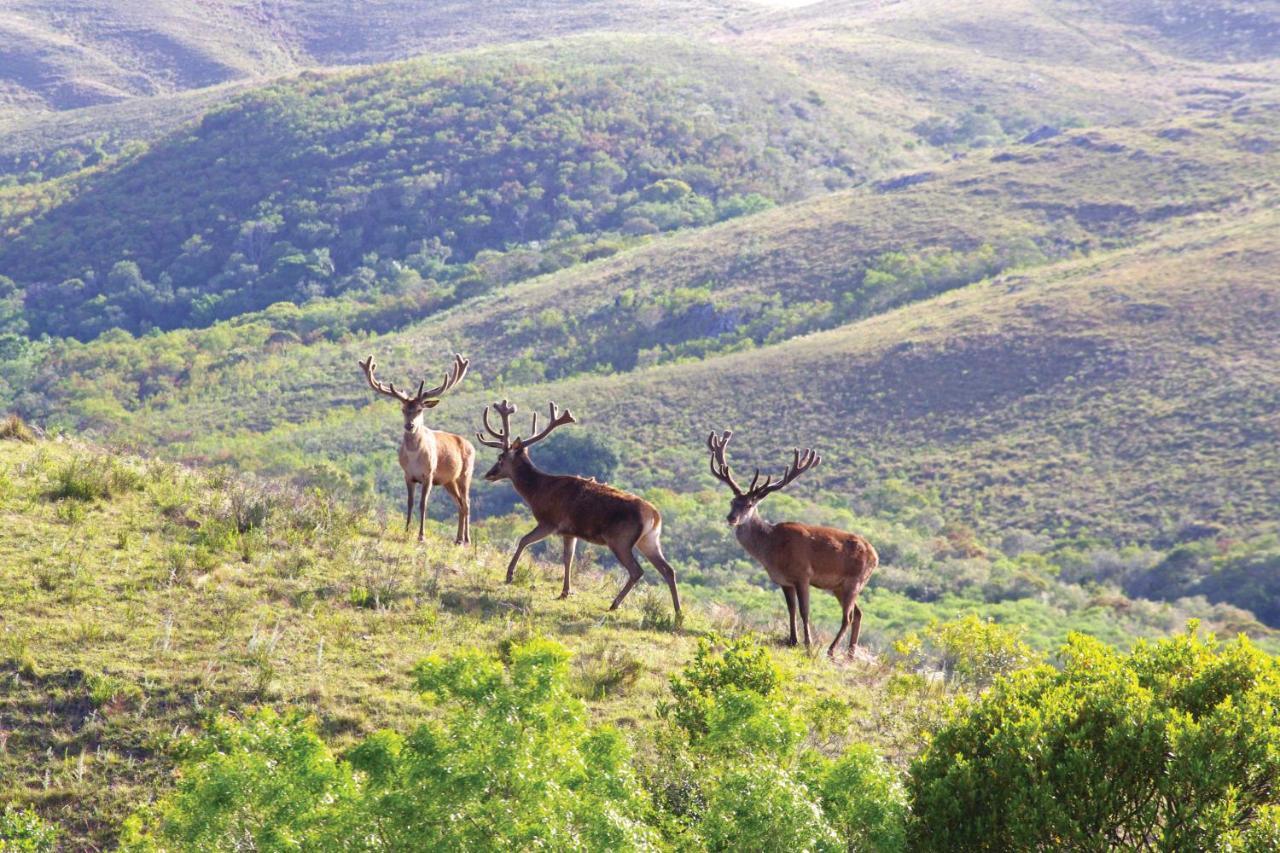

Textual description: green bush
[698,762,840,853]
[0,806,59,852]
[907,625,1280,850]
[0,414,35,443]
[118,710,361,850]
[892,615,1040,689]
[660,634,782,739]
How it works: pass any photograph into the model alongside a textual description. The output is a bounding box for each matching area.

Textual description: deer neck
[734,506,775,557]
[402,417,432,450]
[509,453,552,506]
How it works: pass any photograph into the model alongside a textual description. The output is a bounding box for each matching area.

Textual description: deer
[359,353,474,544]
[706,430,878,656]
[475,399,681,619]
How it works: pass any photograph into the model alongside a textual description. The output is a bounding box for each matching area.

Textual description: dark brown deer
[359,354,474,544]
[707,430,877,656]
[476,399,681,618]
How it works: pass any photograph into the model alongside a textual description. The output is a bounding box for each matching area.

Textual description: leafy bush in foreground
[908,625,1280,850]
[0,806,59,852]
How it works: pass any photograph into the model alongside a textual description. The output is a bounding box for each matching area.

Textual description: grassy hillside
[0,37,881,340]
[8,94,1275,474]
[0,0,751,113]
[1,432,1271,848]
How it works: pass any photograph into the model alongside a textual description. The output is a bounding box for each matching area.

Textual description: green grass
[3,434,1272,848]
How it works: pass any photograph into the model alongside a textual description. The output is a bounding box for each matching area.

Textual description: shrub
[806,744,909,853]
[0,413,35,443]
[660,634,781,739]
[698,762,840,853]
[892,614,1040,690]
[0,805,59,852]
[354,638,658,850]
[119,710,361,850]
[907,625,1280,850]
[49,456,143,501]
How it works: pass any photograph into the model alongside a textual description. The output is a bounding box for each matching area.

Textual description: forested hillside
[1,39,871,339]
[0,0,750,112]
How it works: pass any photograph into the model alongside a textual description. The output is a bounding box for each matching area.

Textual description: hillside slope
[0,37,880,339]
[10,93,1274,455]
[178,202,1278,546]
[2,432,1270,848]
[0,0,751,113]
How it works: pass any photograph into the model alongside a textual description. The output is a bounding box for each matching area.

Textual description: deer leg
[828,598,852,658]
[848,603,864,654]
[456,457,474,545]
[444,481,467,545]
[782,586,799,646]
[606,545,645,611]
[559,536,577,599]
[417,481,432,542]
[635,534,681,617]
[506,522,554,583]
[404,480,416,532]
[795,582,813,649]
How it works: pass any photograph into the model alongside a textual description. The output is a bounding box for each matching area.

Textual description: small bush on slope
[908,624,1280,850]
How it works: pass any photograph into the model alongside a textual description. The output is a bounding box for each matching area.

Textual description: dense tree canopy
[1,45,854,340]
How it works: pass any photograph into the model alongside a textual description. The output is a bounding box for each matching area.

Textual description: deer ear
[422,398,441,408]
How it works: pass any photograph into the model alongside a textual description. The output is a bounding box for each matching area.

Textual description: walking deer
[476,399,681,618]
[359,353,474,544]
[707,430,877,656]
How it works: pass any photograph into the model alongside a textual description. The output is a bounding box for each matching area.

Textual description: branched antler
[419,353,469,400]
[523,402,575,448]
[752,447,821,500]
[706,430,820,500]
[360,355,415,403]
[707,430,745,496]
[477,399,518,449]
[360,353,469,404]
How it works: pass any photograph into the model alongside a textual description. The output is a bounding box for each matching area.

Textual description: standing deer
[476,399,681,618]
[359,353,474,544]
[707,430,877,656]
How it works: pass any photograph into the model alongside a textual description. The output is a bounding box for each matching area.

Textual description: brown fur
[709,430,878,655]
[478,401,681,616]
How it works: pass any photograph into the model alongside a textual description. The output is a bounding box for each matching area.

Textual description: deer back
[759,521,878,593]
[518,468,657,547]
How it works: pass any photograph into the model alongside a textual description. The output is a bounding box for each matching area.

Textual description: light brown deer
[707,430,877,656]
[359,353,474,544]
[476,399,681,618]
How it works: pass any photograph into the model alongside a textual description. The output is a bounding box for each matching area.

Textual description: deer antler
[359,355,415,403]
[417,353,469,402]
[522,402,575,448]
[752,447,821,500]
[477,399,518,449]
[707,430,745,496]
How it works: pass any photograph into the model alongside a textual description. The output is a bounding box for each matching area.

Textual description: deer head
[707,430,821,526]
[359,353,469,433]
[476,399,576,481]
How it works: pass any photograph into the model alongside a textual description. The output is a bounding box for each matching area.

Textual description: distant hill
[0,0,751,113]
[0,38,873,339]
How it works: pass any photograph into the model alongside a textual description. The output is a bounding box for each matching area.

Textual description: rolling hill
[1,427,1269,849]
[0,0,752,113]
[0,37,881,340]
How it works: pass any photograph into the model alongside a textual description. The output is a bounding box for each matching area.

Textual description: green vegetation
[909,626,1280,849]
[1,432,1275,848]
[3,0,1279,846]
[2,39,858,339]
